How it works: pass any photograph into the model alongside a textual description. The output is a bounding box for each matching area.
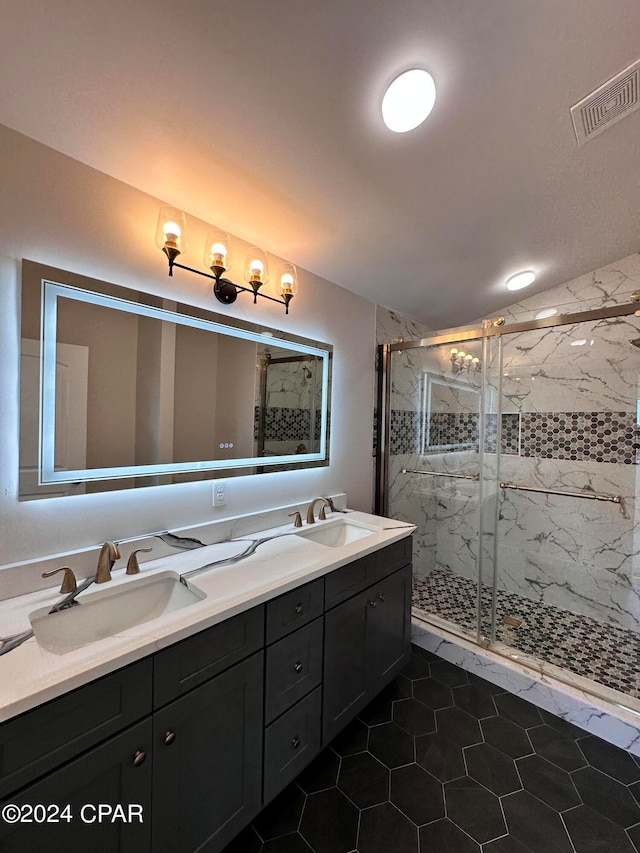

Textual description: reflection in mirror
[20,261,332,499]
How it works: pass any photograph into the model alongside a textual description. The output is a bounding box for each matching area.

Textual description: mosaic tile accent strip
[413,569,640,699]
[390,409,421,455]
[485,412,520,455]
[254,407,323,441]
[520,411,640,464]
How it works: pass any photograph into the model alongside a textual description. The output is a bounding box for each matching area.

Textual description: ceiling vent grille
[570,58,640,145]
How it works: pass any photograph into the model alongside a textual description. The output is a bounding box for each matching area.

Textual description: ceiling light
[506,271,536,291]
[382,69,436,133]
[570,339,587,346]
[535,308,557,320]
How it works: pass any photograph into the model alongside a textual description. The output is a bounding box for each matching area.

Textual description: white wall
[0,124,376,567]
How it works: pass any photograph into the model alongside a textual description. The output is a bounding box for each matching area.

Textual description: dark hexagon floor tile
[444,776,506,844]
[466,672,506,696]
[337,751,389,809]
[222,824,263,853]
[631,781,640,806]
[430,659,469,688]
[358,802,418,853]
[330,718,368,756]
[418,818,480,852]
[262,834,313,853]
[563,805,638,853]
[368,722,415,769]
[539,708,585,739]
[409,644,438,662]
[516,754,581,812]
[452,684,497,719]
[299,788,358,853]
[483,836,532,853]
[400,654,432,681]
[528,725,585,771]
[413,677,453,710]
[390,762,444,825]
[628,822,640,851]
[572,766,640,829]
[494,692,543,728]
[464,742,521,796]
[502,790,573,853]
[579,735,640,785]
[297,749,341,794]
[358,692,394,726]
[392,697,436,736]
[415,731,466,782]
[435,706,482,747]
[254,783,306,840]
[481,716,533,759]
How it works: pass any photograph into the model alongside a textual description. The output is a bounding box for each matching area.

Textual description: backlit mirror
[19,261,332,499]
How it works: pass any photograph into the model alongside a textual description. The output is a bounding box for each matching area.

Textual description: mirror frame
[20,260,332,499]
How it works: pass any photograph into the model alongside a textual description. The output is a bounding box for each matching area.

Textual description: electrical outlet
[213,480,227,507]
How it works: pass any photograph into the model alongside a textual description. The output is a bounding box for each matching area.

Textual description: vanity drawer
[0,658,152,798]
[374,536,412,582]
[266,578,324,644]
[153,605,264,708]
[265,618,323,724]
[324,554,375,609]
[263,687,321,804]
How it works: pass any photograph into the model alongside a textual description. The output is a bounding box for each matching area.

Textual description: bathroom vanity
[0,514,413,852]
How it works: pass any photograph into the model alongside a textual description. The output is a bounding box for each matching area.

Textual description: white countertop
[0,511,414,722]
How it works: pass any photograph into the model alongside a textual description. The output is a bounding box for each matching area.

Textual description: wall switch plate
[213,480,227,507]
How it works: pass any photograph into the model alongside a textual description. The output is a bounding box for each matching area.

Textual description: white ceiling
[1,0,640,327]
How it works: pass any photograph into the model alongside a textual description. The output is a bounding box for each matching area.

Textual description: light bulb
[450,348,458,356]
[211,242,227,263]
[250,259,264,280]
[163,221,182,247]
[281,273,295,294]
[458,351,466,359]
[465,353,473,361]
[472,357,480,364]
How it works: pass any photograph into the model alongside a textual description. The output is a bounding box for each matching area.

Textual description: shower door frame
[376,294,640,654]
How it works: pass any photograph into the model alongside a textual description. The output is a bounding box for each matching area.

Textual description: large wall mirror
[19,261,332,499]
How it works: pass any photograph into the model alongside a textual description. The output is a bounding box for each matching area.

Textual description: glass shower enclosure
[377,304,640,709]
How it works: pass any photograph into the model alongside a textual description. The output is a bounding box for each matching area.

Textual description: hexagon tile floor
[222,646,640,853]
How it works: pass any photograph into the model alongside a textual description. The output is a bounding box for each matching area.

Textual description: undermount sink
[295,519,376,548]
[30,571,205,655]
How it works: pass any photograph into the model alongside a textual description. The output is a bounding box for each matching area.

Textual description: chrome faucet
[96,541,120,583]
[306,497,331,524]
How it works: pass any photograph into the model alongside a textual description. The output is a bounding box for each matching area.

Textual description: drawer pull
[133,750,146,767]
[294,603,304,615]
[292,736,301,749]
[164,730,177,746]
[294,660,303,673]
[378,593,385,602]
[369,599,377,608]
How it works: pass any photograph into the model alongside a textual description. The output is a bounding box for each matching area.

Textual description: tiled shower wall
[377,253,640,636]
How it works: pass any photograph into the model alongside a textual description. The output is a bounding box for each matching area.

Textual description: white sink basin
[30,571,205,655]
[296,520,376,548]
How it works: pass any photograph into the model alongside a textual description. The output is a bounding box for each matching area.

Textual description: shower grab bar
[499,482,621,504]
[402,468,480,481]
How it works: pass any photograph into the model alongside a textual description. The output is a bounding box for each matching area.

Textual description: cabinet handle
[294,603,304,615]
[294,660,303,673]
[164,730,177,746]
[292,736,301,749]
[369,599,377,608]
[133,750,146,766]
[378,593,385,602]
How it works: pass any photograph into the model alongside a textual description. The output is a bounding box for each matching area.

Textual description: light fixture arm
[164,253,293,314]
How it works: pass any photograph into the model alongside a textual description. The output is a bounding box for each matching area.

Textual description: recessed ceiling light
[535,308,557,320]
[382,69,436,133]
[506,271,536,291]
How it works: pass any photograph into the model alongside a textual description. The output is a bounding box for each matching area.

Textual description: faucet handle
[42,567,77,594]
[318,505,327,521]
[126,547,153,575]
[288,512,303,528]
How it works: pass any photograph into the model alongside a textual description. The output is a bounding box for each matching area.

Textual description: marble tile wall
[377,253,640,637]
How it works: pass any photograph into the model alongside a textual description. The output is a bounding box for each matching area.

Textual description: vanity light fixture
[450,347,481,374]
[506,270,536,291]
[156,205,297,314]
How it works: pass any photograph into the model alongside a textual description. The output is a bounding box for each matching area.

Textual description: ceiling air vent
[570,58,640,145]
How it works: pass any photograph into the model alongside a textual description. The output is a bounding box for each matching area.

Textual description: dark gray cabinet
[323,563,412,743]
[152,651,264,853]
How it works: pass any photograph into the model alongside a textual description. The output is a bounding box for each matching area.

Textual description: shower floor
[413,568,640,700]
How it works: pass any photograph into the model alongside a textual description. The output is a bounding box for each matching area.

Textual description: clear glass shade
[278,262,298,298]
[244,247,270,289]
[155,205,187,256]
[204,228,232,274]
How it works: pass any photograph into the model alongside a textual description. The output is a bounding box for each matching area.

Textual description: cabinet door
[322,590,369,744]
[0,718,152,853]
[152,651,263,853]
[369,564,412,696]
